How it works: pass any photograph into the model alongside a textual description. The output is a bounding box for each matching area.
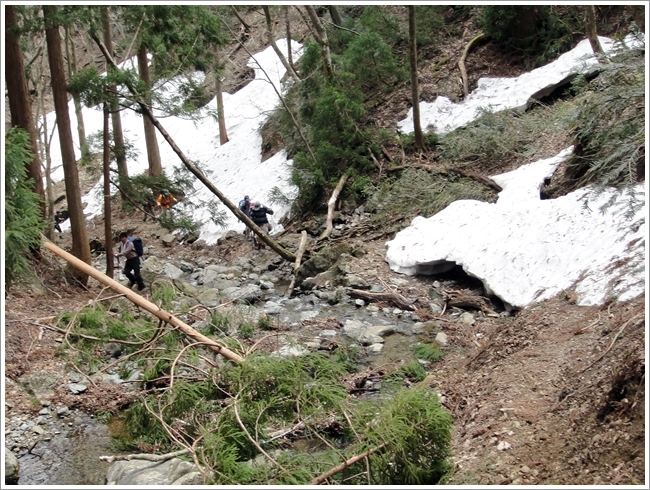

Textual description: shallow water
[17,413,116,486]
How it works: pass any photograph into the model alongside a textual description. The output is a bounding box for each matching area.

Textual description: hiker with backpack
[238,195,253,240]
[114,232,146,291]
[249,201,274,250]
[54,210,63,233]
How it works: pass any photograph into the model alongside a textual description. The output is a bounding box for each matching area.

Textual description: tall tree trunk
[285,6,293,67]
[40,86,56,241]
[102,6,130,189]
[64,25,89,161]
[585,6,604,55]
[44,5,92,286]
[5,5,46,221]
[103,103,114,278]
[263,6,300,80]
[137,45,163,176]
[304,6,333,79]
[214,48,229,145]
[408,6,424,151]
[328,5,342,27]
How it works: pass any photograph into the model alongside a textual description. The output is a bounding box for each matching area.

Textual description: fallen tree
[89,34,296,263]
[43,237,244,363]
[347,288,416,311]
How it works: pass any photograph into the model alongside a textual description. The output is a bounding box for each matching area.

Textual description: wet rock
[359,333,384,346]
[5,446,19,484]
[178,261,194,273]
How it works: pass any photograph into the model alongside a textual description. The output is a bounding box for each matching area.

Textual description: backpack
[128,236,144,258]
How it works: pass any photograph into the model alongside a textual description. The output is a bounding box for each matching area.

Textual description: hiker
[249,201,274,250]
[114,232,145,291]
[238,195,253,240]
[156,189,177,211]
[54,210,63,233]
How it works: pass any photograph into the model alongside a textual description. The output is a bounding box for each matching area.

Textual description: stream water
[14,274,459,485]
[16,413,117,485]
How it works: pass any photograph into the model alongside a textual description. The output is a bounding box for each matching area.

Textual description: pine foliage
[4,128,45,287]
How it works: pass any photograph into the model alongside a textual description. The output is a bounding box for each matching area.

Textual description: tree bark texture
[407,6,424,151]
[214,47,229,145]
[347,289,416,311]
[5,5,46,219]
[304,6,333,79]
[263,6,300,80]
[44,5,92,286]
[64,25,89,160]
[102,6,130,184]
[43,238,244,363]
[585,6,604,54]
[458,33,485,98]
[318,173,349,241]
[137,45,163,176]
[103,103,114,278]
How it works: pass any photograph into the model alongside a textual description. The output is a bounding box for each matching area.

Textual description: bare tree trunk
[42,238,244,363]
[318,173,348,241]
[137,45,163,176]
[286,230,308,297]
[304,6,333,79]
[39,87,56,240]
[102,6,129,188]
[6,5,46,221]
[92,34,297,263]
[585,6,604,55]
[230,5,252,32]
[263,6,300,80]
[64,25,89,161]
[103,103,114,278]
[408,6,424,151]
[44,5,92,286]
[458,33,485,98]
[328,5,343,27]
[214,47,229,145]
[285,6,293,67]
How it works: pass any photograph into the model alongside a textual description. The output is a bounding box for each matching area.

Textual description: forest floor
[4,206,646,485]
[5,5,646,485]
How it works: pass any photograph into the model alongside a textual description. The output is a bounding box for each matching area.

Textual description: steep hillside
[5,5,645,485]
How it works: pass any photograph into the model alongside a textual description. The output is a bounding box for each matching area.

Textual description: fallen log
[286,230,308,297]
[43,238,244,364]
[347,289,416,311]
[318,173,349,241]
[458,32,485,97]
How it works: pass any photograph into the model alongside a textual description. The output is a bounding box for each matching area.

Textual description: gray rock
[196,288,221,308]
[354,299,365,307]
[105,457,205,485]
[359,333,384,346]
[435,332,448,346]
[370,284,385,293]
[67,383,87,394]
[161,234,177,247]
[162,263,184,280]
[178,261,194,273]
[4,446,19,483]
[18,370,60,401]
[459,312,476,325]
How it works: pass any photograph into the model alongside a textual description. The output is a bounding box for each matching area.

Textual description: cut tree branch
[43,237,244,363]
[347,289,416,311]
[318,173,349,241]
[458,32,484,98]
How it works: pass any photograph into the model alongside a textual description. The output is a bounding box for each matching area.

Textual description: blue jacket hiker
[115,232,145,291]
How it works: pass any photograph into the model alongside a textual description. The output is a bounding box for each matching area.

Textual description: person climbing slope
[249,201,274,250]
[238,195,253,240]
[114,232,146,291]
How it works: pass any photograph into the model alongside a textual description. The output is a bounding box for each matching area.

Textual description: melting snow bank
[385,147,646,309]
[397,34,644,136]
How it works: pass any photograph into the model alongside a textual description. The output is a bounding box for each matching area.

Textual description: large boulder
[105,457,205,485]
